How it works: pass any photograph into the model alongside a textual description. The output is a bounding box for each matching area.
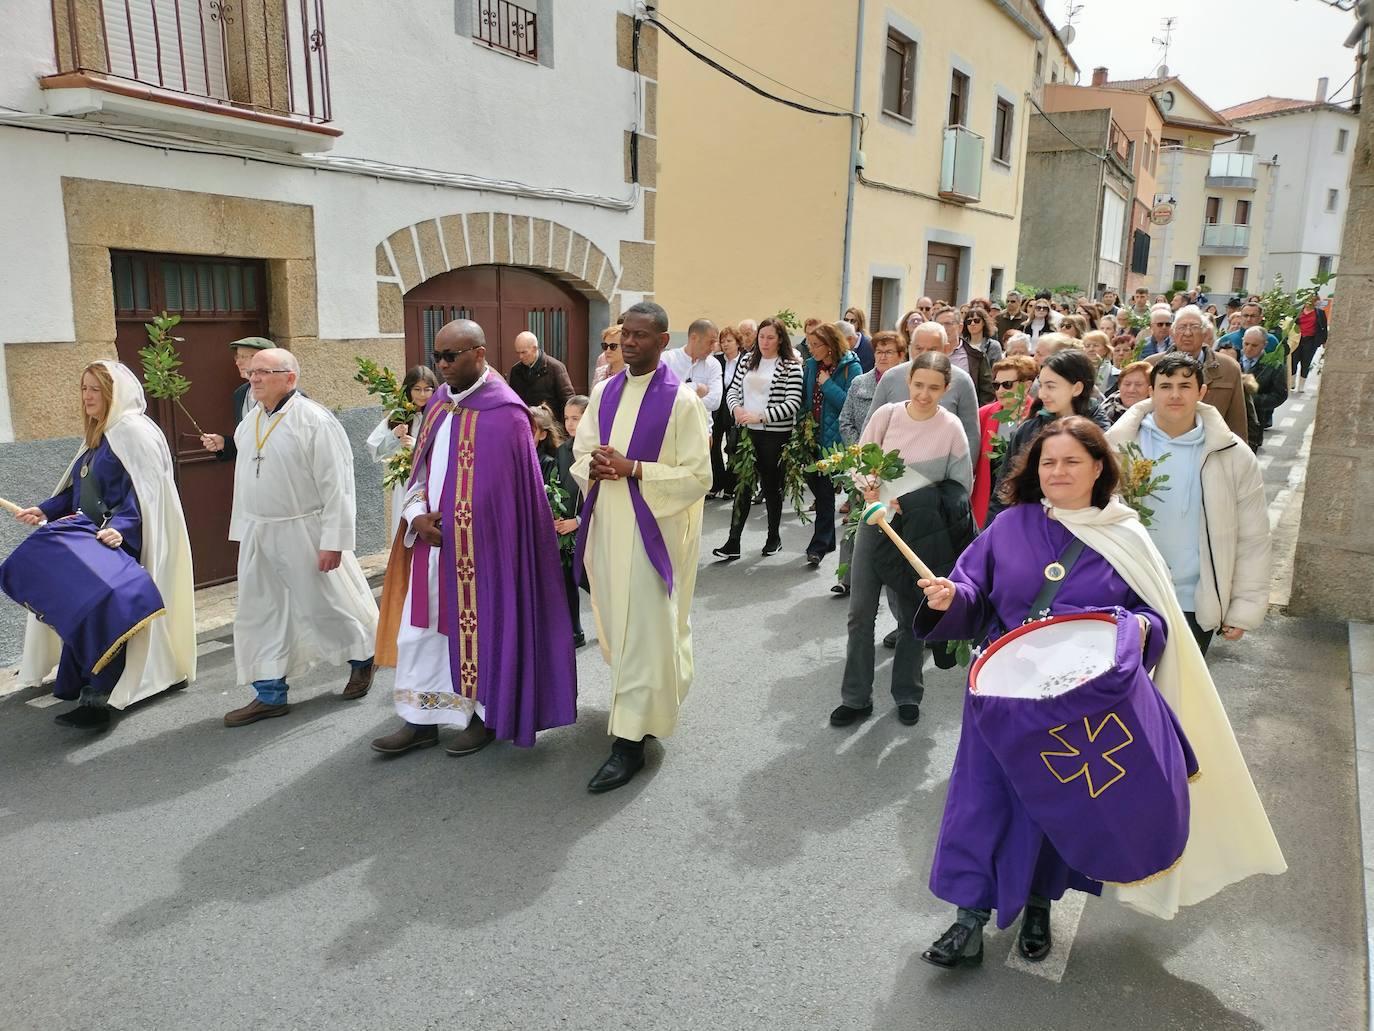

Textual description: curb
[1347,620,1374,1031]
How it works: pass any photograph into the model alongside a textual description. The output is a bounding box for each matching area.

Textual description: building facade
[0,1,656,621]
[1041,74,1167,296]
[653,0,1075,336]
[1219,87,1359,294]
[1016,107,1135,297]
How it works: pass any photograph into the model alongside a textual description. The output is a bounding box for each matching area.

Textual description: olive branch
[139,312,205,435]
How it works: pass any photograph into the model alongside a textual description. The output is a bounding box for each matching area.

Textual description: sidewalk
[1350,621,1374,1030]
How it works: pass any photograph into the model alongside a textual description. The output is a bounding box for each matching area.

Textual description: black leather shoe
[830,583,850,596]
[883,629,899,649]
[588,746,645,793]
[1017,902,1053,961]
[573,633,586,648]
[762,536,783,556]
[829,703,873,726]
[55,705,111,731]
[712,542,741,560]
[897,703,920,726]
[805,552,822,567]
[931,642,958,670]
[921,922,984,969]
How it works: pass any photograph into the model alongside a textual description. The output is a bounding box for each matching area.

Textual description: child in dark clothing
[532,399,588,647]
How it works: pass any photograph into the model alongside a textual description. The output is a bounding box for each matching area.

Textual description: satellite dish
[1060,24,1077,44]
[1157,63,1170,78]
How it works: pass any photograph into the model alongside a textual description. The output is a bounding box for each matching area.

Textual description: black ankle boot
[712,539,741,560]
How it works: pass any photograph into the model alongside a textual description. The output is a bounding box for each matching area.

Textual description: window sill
[39,72,339,153]
[471,38,540,65]
[881,108,915,126]
[990,156,1013,173]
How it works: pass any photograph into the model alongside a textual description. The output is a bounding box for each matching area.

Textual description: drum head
[971,613,1117,700]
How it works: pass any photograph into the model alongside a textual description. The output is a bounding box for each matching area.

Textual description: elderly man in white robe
[223,348,379,727]
[572,301,712,793]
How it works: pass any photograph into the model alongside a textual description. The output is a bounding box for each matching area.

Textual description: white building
[1219,83,1359,293]
[0,0,656,584]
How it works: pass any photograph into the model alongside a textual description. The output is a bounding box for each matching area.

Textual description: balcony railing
[48,0,332,124]
[939,125,984,203]
[1200,223,1251,254]
[1206,151,1257,189]
[476,0,538,61]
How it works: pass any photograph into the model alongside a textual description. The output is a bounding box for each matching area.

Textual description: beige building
[653,0,1075,335]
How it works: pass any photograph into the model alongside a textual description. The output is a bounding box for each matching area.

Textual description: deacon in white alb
[223,348,379,727]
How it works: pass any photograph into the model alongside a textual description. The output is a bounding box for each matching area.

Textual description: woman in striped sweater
[712,317,804,558]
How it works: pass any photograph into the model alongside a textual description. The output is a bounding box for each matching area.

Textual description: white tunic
[229,393,378,685]
[392,373,490,727]
[571,370,712,740]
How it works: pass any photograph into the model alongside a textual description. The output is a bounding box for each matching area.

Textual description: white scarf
[1047,498,1286,918]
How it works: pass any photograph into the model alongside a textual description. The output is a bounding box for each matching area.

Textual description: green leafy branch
[780,415,818,524]
[545,469,577,567]
[729,430,759,526]
[356,356,423,490]
[139,312,205,435]
[1118,442,1171,527]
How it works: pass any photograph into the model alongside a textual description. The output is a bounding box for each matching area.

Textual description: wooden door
[112,251,266,586]
[924,243,962,306]
[404,265,590,390]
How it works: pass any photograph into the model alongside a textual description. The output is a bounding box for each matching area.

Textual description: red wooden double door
[403,265,590,391]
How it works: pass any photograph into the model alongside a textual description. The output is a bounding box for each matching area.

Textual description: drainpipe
[840,0,865,316]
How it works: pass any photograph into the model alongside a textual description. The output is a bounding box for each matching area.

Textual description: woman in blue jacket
[802,323,861,566]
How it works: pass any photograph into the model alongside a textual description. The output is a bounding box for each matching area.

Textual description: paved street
[0,377,1364,1031]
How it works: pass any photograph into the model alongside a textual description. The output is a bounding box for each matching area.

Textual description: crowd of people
[1,279,1311,974]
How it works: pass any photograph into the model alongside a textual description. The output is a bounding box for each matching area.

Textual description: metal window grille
[476,0,537,60]
[421,305,472,366]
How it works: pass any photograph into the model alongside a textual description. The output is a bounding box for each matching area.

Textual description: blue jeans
[253,657,373,705]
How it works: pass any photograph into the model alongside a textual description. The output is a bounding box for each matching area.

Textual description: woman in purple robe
[15,365,144,729]
[912,416,1166,969]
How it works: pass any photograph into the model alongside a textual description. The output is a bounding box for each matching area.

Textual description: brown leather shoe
[342,664,374,700]
[371,723,439,755]
[224,698,290,727]
[445,715,496,756]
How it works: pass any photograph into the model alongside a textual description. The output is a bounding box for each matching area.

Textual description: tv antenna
[1059,2,1084,44]
[1152,16,1177,77]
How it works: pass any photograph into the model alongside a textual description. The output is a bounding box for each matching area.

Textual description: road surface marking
[26,695,61,709]
[1280,417,1296,429]
[1005,890,1086,982]
[1266,433,1287,448]
[1259,454,1273,471]
[197,639,230,657]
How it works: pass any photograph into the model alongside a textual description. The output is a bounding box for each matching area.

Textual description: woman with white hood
[10,361,196,731]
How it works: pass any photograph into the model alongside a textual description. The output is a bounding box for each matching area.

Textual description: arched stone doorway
[375,213,624,394]
[404,266,591,389]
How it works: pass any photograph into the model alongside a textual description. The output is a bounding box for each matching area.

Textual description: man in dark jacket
[200,335,275,461]
[508,331,574,419]
[1240,327,1288,438]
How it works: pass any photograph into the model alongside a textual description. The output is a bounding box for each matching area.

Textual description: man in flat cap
[200,336,275,462]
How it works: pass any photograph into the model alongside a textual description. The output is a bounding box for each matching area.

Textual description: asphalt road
[0,371,1362,1031]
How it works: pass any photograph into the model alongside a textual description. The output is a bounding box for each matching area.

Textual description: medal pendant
[1044,561,1066,582]
[80,465,90,478]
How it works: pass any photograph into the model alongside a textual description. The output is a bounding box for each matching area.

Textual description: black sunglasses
[601,341,620,350]
[433,343,483,363]
[994,378,1020,390]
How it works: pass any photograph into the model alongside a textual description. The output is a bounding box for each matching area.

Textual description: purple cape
[572,364,681,593]
[0,514,164,681]
[406,377,577,746]
[913,504,1171,926]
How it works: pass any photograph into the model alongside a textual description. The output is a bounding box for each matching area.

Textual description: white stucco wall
[0,2,645,341]
[1221,108,1356,291]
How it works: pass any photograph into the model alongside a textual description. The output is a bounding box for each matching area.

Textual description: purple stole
[573,365,680,594]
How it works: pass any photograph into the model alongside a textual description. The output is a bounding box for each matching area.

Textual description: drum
[0,514,165,675]
[968,610,1197,886]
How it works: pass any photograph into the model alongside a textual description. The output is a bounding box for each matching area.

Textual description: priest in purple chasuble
[372,319,577,756]
[572,302,713,793]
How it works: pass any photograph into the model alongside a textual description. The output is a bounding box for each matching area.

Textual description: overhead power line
[640,11,857,120]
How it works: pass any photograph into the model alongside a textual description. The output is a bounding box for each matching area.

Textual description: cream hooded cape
[1048,497,1285,918]
[18,361,197,708]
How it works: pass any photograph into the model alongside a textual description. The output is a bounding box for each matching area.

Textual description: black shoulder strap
[1025,537,1086,623]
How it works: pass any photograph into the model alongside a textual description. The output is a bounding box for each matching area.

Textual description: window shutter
[103,0,229,100]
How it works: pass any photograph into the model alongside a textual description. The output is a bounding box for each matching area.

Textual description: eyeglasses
[994,379,1020,390]
[247,368,291,378]
[1175,323,1203,334]
[432,343,483,363]
[601,341,620,351]
[917,306,932,312]
[1152,321,1171,328]
[1033,306,1050,313]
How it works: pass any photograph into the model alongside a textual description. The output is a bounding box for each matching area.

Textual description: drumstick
[0,496,45,526]
[861,501,936,581]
